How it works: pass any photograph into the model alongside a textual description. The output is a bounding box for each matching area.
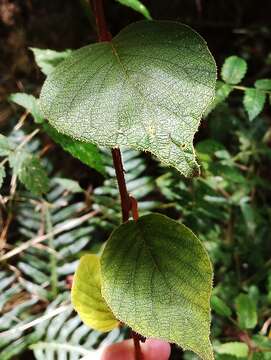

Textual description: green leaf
[235,293,257,329]
[101,213,214,360]
[0,164,6,189]
[205,82,233,115]
[9,93,44,124]
[8,150,29,174]
[30,48,72,76]
[43,123,105,176]
[221,56,247,85]
[18,156,50,195]
[39,21,216,177]
[9,151,49,195]
[0,134,13,156]
[71,254,119,332]
[255,79,271,91]
[243,88,266,121]
[116,0,152,19]
[211,295,232,318]
[54,178,84,193]
[215,342,249,358]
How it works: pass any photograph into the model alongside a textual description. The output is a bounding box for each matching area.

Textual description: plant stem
[112,148,131,222]
[91,1,141,358]
[91,0,111,41]
[132,333,143,360]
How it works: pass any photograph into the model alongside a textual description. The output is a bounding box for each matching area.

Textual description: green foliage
[101,214,213,360]
[39,20,216,176]
[235,293,257,329]
[0,164,6,188]
[209,56,271,121]
[0,134,14,156]
[71,254,119,332]
[221,56,247,85]
[116,0,152,19]
[17,156,50,195]
[9,93,44,123]
[243,89,266,121]
[30,47,72,76]
[215,342,249,358]
[0,133,49,195]
[211,295,232,318]
[43,123,105,176]
[255,79,271,91]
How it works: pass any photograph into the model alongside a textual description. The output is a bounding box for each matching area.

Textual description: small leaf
[9,93,44,123]
[40,21,217,177]
[0,134,13,156]
[215,342,249,358]
[18,156,50,195]
[211,295,232,318]
[255,79,271,91]
[205,82,233,115]
[30,48,72,76]
[8,150,29,174]
[243,88,266,121]
[101,213,214,360]
[235,293,257,330]
[43,123,105,176]
[221,56,247,85]
[0,164,6,189]
[71,254,119,332]
[116,0,152,19]
[54,177,83,193]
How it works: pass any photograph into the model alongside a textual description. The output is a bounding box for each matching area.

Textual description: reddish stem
[111,148,131,222]
[92,0,111,41]
[132,332,144,360]
[130,196,139,221]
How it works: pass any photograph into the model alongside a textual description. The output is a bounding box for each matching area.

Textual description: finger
[101,339,135,360]
[101,339,171,360]
[142,339,171,360]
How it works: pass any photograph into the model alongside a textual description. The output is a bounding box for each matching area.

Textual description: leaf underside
[39,21,216,177]
[71,254,119,332]
[101,214,214,360]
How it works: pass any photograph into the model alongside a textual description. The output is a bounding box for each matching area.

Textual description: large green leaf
[71,254,119,332]
[101,213,214,360]
[40,21,216,177]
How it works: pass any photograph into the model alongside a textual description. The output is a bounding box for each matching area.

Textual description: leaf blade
[101,213,214,360]
[116,0,152,19]
[39,21,216,177]
[221,56,247,85]
[243,88,266,121]
[71,254,119,332]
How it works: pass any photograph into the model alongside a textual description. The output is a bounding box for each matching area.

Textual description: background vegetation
[0,1,271,359]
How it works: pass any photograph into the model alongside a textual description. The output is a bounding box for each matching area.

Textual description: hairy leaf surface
[71,254,119,332]
[40,21,216,176]
[101,213,214,360]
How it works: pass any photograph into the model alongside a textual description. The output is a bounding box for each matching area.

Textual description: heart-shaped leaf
[71,254,119,332]
[39,21,216,177]
[101,214,214,360]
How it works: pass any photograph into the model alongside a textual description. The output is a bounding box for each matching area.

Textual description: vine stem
[91,1,142,359]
